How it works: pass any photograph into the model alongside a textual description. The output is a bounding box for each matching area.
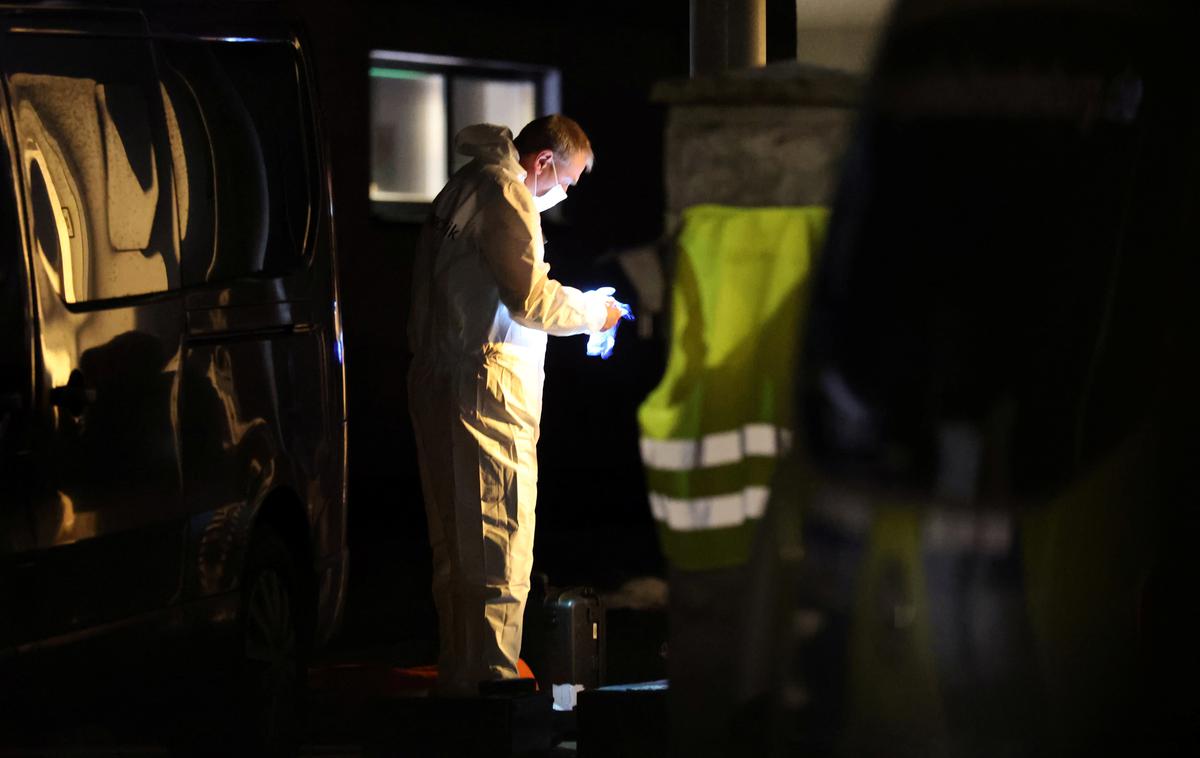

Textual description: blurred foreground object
[761,0,1200,755]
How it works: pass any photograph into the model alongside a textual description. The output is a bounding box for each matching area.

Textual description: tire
[236,526,308,757]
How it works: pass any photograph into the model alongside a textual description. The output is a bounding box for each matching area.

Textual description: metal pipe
[728,0,767,69]
[690,0,766,78]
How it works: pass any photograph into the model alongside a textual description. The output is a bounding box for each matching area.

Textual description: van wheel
[238,527,307,756]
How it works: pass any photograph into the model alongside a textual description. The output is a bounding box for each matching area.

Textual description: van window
[4,34,179,303]
[158,40,314,286]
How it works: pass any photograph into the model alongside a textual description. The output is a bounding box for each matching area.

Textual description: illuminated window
[450,78,537,173]
[371,69,448,203]
[369,51,560,217]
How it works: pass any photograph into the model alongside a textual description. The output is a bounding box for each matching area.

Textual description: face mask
[533,157,568,213]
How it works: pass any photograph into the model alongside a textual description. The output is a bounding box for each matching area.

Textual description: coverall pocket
[478,349,544,432]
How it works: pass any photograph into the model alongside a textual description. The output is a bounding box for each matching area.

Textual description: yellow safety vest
[638,204,828,570]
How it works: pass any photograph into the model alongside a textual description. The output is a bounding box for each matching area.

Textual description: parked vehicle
[0,0,347,747]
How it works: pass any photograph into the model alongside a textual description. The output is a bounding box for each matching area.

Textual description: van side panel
[165,36,347,633]
[179,293,334,599]
[2,26,188,644]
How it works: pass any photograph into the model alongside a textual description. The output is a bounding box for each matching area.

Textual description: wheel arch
[248,486,317,648]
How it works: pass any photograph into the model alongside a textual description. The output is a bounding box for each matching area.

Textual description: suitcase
[522,576,606,689]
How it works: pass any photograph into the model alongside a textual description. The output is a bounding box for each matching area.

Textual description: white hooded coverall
[407,124,610,693]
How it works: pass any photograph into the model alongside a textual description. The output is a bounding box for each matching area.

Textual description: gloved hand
[585,287,634,360]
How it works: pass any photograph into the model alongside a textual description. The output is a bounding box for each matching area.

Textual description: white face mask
[532,157,568,213]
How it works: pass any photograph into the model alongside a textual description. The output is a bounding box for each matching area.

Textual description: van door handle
[50,370,96,417]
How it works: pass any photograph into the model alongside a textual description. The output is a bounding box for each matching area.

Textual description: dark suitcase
[544,587,606,688]
[523,576,606,689]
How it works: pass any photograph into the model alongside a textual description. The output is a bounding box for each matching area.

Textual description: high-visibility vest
[639,204,829,570]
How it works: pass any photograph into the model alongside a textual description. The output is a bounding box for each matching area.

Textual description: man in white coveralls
[408,115,624,694]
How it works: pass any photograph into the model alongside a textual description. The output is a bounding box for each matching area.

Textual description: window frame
[369,49,561,223]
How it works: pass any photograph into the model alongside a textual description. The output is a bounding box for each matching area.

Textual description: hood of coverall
[453,124,525,176]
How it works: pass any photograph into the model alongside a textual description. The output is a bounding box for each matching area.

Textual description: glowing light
[368,67,427,81]
[333,299,345,365]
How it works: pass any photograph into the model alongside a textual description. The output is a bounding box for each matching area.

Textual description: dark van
[0,0,347,743]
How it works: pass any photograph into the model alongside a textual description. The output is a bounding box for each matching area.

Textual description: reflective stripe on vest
[640,423,793,472]
[649,485,769,531]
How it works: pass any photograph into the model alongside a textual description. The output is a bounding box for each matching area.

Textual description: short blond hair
[514,114,594,171]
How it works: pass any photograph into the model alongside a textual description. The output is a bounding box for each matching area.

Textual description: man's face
[523,149,588,198]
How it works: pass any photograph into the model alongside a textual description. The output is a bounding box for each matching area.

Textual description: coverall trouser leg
[410,349,543,694]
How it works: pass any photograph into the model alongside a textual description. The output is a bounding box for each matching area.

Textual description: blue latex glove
[585,287,634,360]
